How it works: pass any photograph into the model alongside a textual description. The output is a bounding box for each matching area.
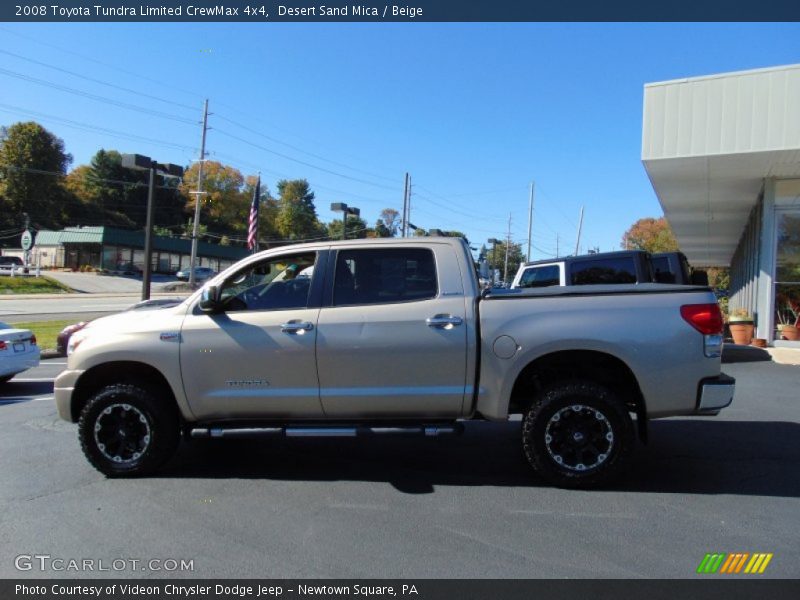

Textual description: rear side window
[651,256,675,283]
[570,257,637,285]
[519,265,560,288]
[333,248,437,306]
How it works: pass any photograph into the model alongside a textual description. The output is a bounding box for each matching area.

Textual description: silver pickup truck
[55,237,734,488]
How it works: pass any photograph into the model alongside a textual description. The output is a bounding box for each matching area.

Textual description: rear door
[315,244,469,418]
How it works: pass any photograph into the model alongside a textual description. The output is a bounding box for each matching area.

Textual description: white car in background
[0,322,40,384]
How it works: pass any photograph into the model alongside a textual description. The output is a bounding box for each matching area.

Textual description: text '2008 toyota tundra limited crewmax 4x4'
[55,237,734,488]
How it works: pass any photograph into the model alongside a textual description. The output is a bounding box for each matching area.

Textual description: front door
[179,251,324,421]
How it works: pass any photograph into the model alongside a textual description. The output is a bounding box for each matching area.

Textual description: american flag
[247,175,260,251]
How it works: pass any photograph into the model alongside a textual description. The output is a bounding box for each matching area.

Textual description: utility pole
[504,213,512,284]
[574,205,584,256]
[407,175,412,235]
[401,172,409,238]
[141,160,157,301]
[189,99,209,287]
[526,181,535,262]
[556,233,560,257]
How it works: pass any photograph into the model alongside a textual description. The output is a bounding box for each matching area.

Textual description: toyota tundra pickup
[54,237,734,488]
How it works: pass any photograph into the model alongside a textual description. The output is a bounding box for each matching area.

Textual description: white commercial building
[642,64,800,345]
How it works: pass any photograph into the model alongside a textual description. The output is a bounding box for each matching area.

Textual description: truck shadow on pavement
[0,381,54,405]
[160,419,800,497]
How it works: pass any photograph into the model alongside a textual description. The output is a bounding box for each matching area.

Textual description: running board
[190,424,463,439]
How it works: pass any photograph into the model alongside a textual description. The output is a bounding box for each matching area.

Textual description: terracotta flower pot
[729,322,754,345]
[778,324,799,341]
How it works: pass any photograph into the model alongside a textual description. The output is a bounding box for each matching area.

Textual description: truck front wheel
[78,384,179,477]
[522,381,634,489]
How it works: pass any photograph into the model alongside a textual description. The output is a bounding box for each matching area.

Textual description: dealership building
[642,64,800,345]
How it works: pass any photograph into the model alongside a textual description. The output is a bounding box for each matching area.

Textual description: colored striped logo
[697,553,773,574]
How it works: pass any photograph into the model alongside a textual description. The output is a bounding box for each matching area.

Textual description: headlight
[66,330,88,356]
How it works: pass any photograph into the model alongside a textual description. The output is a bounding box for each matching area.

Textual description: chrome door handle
[426,315,463,328]
[281,321,314,333]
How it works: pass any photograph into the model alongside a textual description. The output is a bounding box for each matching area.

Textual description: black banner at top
[2,0,799,22]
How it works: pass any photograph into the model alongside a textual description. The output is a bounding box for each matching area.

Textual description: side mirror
[199,285,221,313]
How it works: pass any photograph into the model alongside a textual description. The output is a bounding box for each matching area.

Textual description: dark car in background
[55,297,184,356]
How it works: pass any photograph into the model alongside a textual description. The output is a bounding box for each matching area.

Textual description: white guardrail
[0,266,41,277]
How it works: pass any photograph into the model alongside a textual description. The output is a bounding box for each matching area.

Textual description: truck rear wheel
[522,381,634,489]
[78,384,179,477]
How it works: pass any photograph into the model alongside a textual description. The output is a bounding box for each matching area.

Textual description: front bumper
[54,369,84,422]
[696,373,735,415]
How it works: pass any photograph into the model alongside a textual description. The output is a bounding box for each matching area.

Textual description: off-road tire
[522,380,634,489]
[78,384,179,477]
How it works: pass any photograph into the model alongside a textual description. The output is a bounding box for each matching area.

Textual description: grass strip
[0,275,73,294]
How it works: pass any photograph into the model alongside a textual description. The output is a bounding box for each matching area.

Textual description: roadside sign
[21,230,33,250]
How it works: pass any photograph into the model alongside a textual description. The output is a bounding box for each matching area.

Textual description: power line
[214,113,398,185]
[0,103,197,153]
[0,67,197,125]
[0,49,199,112]
[0,26,206,103]
[214,128,402,192]
[211,151,394,210]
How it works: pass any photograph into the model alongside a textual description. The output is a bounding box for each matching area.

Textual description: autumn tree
[0,121,73,233]
[181,161,250,237]
[621,217,678,253]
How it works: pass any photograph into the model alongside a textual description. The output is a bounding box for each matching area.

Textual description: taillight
[681,304,723,335]
[30,334,37,346]
[681,303,724,358]
[0,341,6,350]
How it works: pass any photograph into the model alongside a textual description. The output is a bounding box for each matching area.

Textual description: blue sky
[1,22,799,257]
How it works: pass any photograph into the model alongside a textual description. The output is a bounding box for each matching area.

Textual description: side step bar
[190,424,464,439]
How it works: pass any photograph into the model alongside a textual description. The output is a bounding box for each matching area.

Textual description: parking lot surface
[0,359,798,578]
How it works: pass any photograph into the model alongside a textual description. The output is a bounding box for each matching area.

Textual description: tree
[377,208,401,237]
[0,121,73,232]
[621,217,678,253]
[181,161,249,237]
[274,179,325,241]
[487,240,524,282]
[327,215,368,240]
[243,175,277,244]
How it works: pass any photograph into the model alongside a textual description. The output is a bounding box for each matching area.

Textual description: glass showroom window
[774,212,800,341]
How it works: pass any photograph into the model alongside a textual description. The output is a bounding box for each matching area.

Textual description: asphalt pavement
[0,358,798,579]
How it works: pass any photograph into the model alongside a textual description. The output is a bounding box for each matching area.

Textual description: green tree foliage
[487,240,524,282]
[274,179,325,241]
[0,122,73,233]
[622,217,679,253]
[243,175,277,243]
[66,149,186,231]
[327,215,368,240]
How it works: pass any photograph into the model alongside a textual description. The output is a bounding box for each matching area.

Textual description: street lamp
[330,203,360,240]
[121,154,184,300]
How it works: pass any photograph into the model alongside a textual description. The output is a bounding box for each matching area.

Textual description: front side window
[570,257,637,285]
[219,252,316,311]
[333,248,437,306]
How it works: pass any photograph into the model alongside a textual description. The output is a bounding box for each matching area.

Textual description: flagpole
[255,171,260,254]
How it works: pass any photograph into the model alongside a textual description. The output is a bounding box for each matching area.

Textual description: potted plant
[728,308,754,345]
[776,301,799,341]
